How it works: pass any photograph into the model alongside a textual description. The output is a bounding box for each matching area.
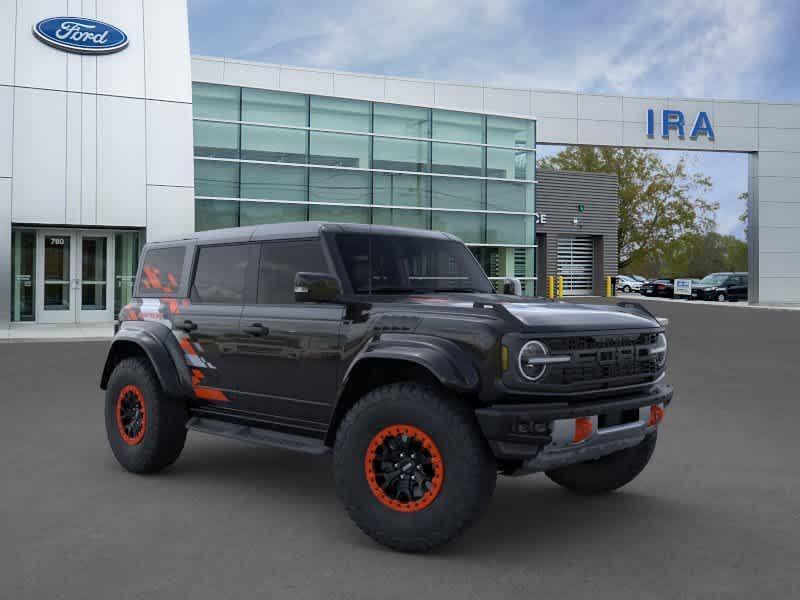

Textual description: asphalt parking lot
[2,299,799,599]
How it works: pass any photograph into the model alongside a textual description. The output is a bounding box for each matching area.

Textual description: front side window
[258,240,329,304]
[190,244,250,304]
[139,246,187,296]
[335,233,494,294]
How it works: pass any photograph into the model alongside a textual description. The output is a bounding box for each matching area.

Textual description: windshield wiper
[355,287,423,294]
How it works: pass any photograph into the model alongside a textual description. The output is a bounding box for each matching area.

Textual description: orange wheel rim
[364,424,444,513]
[116,385,147,446]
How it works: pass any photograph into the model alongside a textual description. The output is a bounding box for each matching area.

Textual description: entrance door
[36,231,114,323]
[78,233,113,322]
[38,232,75,323]
[557,236,595,296]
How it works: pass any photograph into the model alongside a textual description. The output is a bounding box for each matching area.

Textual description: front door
[36,231,114,323]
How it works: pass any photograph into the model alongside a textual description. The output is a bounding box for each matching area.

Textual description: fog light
[648,405,664,427]
[573,417,593,443]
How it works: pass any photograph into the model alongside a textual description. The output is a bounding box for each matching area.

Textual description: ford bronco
[101,222,673,552]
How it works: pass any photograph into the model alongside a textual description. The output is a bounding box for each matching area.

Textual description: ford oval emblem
[33,17,128,55]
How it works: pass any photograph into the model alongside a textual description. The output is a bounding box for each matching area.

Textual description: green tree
[538,147,718,271]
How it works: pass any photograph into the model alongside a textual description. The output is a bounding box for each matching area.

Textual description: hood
[501,300,660,332]
[366,293,660,333]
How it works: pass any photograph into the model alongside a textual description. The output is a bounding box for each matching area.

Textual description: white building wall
[190,56,800,304]
[0,0,194,328]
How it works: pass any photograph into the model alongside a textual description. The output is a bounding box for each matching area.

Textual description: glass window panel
[139,245,186,296]
[309,204,370,224]
[431,211,483,244]
[372,208,428,230]
[310,96,369,132]
[190,244,250,304]
[432,110,483,143]
[309,131,369,168]
[431,142,482,176]
[374,103,429,137]
[373,173,429,207]
[240,201,307,226]
[373,137,428,172]
[11,230,35,322]
[43,236,72,311]
[240,163,306,201]
[195,198,239,231]
[486,149,533,180]
[195,160,239,198]
[193,121,239,158]
[258,241,329,304]
[486,215,533,245]
[431,177,483,210]
[309,168,370,205]
[486,116,534,148]
[114,231,140,316]
[486,181,534,212]
[192,83,240,120]
[241,125,306,163]
[242,88,307,126]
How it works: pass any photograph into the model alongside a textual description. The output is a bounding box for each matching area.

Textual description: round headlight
[518,340,550,381]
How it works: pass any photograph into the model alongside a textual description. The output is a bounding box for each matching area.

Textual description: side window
[139,246,186,296]
[190,244,250,304]
[258,240,329,304]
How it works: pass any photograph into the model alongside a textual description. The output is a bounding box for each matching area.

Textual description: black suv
[101,222,673,552]
[691,272,748,302]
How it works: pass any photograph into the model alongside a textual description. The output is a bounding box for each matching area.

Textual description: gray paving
[1,299,798,599]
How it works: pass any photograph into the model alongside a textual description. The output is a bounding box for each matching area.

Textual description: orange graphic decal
[190,368,229,402]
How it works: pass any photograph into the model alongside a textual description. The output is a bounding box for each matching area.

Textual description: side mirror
[502,277,522,296]
[294,272,342,303]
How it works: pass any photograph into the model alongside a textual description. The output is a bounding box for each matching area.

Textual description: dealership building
[2,1,799,331]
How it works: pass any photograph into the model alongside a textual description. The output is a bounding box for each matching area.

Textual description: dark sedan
[640,279,674,298]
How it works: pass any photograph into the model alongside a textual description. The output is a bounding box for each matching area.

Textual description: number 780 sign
[646,109,715,141]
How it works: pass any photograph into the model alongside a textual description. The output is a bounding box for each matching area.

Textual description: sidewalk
[0,322,115,342]
[617,293,800,311]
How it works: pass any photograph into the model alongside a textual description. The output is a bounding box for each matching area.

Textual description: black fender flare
[99,321,193,399]
[340,333,481,397]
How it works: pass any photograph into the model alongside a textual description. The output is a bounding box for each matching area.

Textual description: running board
[187,417,330,455]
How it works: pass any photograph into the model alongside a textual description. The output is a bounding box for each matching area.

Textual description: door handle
[177,319,197,332]
[242,323,269,336]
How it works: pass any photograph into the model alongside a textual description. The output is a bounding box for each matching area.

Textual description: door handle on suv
[242,323,269,336]
[177,319,197,332]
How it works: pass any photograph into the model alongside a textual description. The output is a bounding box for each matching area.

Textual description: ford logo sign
[33,17,128,55]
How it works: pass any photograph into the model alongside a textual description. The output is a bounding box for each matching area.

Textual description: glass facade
[192,83,537,293]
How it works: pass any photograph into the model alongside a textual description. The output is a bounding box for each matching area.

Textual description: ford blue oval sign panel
[33,17,128,55]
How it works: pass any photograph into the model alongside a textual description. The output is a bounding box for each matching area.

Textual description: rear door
[236,238,344,433]
[176,243,255,408]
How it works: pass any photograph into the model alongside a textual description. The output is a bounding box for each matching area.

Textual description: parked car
[617,274,643,294]
[630,275,649,283]
[691,272,748,302]
[100,222,672,552]
[640,279,674,298]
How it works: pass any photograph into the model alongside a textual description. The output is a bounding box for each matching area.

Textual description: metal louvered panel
[557,236,594,296]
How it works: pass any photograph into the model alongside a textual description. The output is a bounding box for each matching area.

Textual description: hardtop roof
[144,222,458,248]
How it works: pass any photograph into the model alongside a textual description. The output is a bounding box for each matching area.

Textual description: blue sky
[188,0,800,239]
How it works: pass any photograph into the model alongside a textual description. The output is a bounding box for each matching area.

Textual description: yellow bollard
[557,276,564,298]
[606,276,613,297]
[547,275,555,299]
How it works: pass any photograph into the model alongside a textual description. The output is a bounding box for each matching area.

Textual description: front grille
[543,333,661,386]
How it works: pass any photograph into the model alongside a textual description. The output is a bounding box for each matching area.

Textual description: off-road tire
[105,357,187,474]
[545,432,657,495]
[333,382,497,552]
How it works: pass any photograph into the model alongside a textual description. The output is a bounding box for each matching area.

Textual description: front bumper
[475,383,673,475]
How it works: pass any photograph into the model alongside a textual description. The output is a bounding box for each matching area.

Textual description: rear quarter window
[138,246,187,296]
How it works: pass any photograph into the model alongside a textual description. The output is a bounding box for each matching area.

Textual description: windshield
[335,233,494,294]
[699,274,728,286]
